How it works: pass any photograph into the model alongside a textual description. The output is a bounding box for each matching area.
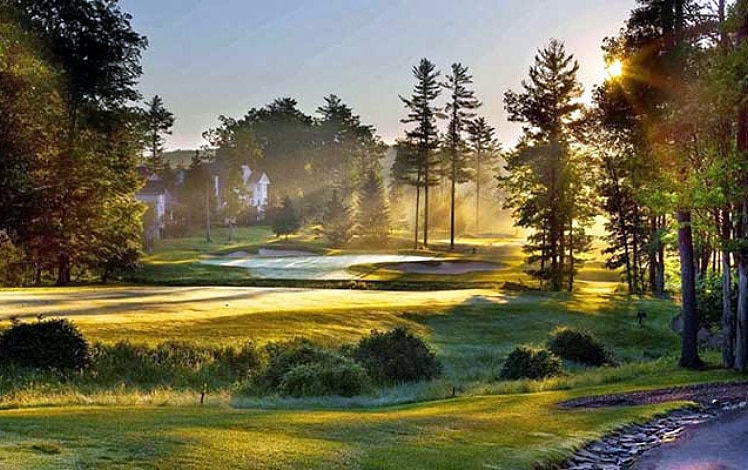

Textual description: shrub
[255,339,342,391]
[90,340,260,388]
[696,272,736,329]
[352,327,442,384]
[547,327,613,366]
[279,357,369,397]
[0,319,90,371]
[499,346,562,380]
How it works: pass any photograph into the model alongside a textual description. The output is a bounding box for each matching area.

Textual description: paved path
[636,409,748,469]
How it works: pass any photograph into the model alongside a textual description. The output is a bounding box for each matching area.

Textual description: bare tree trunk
[205,180,212,243]
[737,245,748,370]
[723,208,735,368]
[678,210,701,368]
[733,0,748,371]
[414,176,421,250]
[476,154,481,235]
[423,153,430,248]
[450,147,457,250]
[568,219,574,292]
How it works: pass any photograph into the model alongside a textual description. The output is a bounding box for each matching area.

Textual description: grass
[0,394,689,469]
[1,238,744,468]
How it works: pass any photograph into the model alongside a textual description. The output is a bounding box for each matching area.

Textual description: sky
[119,0,638,151]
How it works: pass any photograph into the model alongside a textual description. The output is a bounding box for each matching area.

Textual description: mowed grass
[2,285,746,468]
[0,394,688,469]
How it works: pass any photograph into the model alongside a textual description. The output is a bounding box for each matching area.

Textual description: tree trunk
[678,210,701,368]
[414,182,421,250]
[476,154,481,235]
[736,245,748,370]
[423,153,430,248]
[450,147,457,250]
[56,252,70,286]
[568,220,574,292]
[734,0,748,370]
[723,208,735,368]
[205,182,212,243]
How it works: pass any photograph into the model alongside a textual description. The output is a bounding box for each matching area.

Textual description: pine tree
[356,169,390,244]
[502,39,589,291]
[272,196,301,240]
[400,58,441,248]
[441,63,480,250]
[466,117,501,234]
[141,95,175,173]
[322,189,353,247]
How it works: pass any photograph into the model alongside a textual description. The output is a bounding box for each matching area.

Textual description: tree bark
[475,151,481,235]
[722,208,735,368]
[678,210,701,368]
[450,146,457,250]
[414,170,421,250]
[423,151,430,248]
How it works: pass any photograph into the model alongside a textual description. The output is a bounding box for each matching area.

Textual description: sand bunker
[201,254,437,280]
[384,260,502,275]
[257,248,319,257]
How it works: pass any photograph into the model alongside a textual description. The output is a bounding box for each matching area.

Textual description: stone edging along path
[544,381,748,470]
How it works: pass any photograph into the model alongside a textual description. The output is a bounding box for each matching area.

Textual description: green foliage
[352,327,442,384]
[279,356,369,397]
[696,272,735,330]
[2,1,148,286]
[502,40,593,291]
[271,195,301,239]
[355,169,390,244]
[321,189,353,247]
[499,346,563,380]
[255,338,341,391]
[0,234,28,286]
[0,319,90,371]
[547,327,614,366]
[90,341,260,388]
[140,95,175,173]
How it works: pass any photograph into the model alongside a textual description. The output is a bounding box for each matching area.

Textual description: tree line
[6,0,748,375]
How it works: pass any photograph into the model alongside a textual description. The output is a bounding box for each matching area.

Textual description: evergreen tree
[321,189,353,248]
[141,95,175,173]
[441,63,480,250]
[315,94,384,201]
[502,39,591,291]
[356,169,390,244]
[272,195,301,240]
[400,58,441,248]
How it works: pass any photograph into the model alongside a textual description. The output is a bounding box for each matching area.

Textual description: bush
[352,327,442,384]
[499,346,562,380]
[279,357,369,397]
[547,327,613,366]
[90,340,260,388]
[0,319,90,371]
[255,339,342,391]
[696,272,736,329]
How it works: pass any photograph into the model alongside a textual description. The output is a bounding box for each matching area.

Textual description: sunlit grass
[1,284,746,468]
[0,394,686,469]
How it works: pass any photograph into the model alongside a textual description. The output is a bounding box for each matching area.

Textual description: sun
[605,59,624,79]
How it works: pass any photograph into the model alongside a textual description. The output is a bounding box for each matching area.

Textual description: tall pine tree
[442,63,480,250]
[400,58,441,248]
